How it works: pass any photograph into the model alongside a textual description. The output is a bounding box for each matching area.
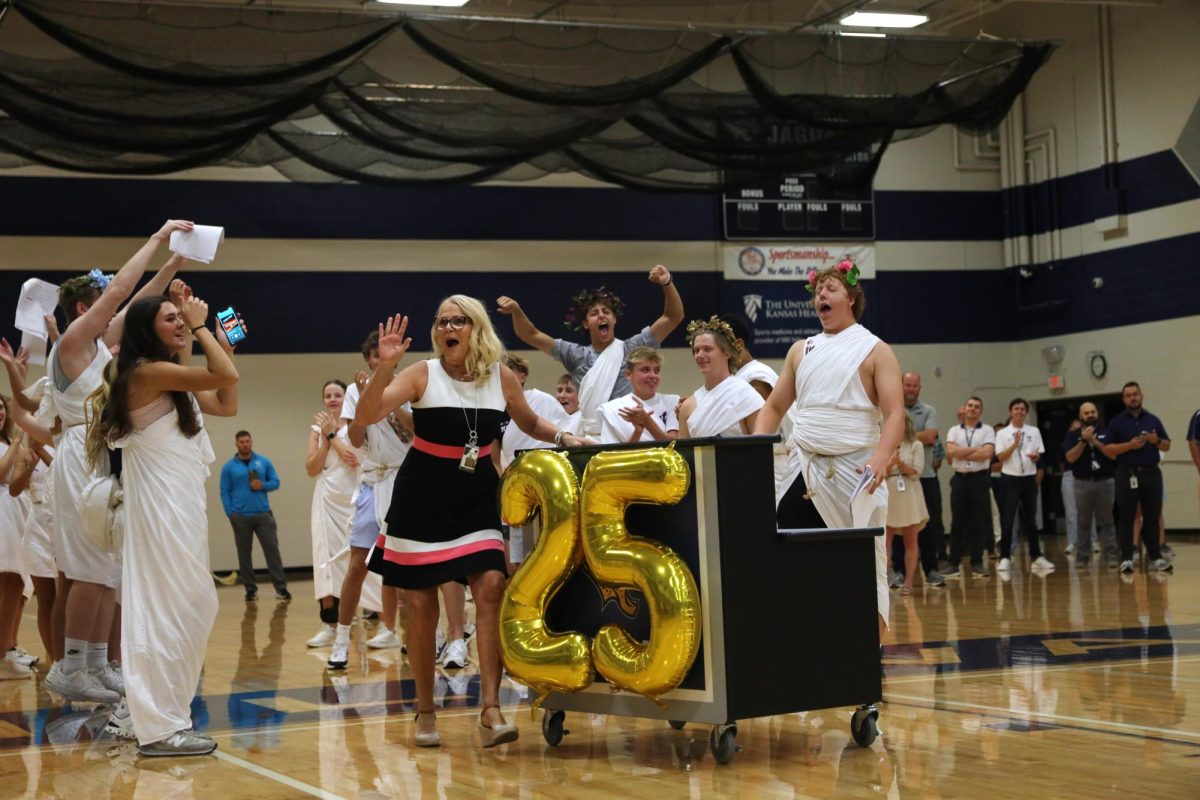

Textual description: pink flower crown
[805,259,860,293]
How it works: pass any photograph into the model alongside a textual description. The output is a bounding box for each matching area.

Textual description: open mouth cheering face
[813,278,850,328]
[434,303,473,359]
[583,303,617,344]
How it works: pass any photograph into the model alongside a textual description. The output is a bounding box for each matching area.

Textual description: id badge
[459,443,480,473]
[896,477,906,492]
[1129,475,1138,490]
[1091,459,1100,472]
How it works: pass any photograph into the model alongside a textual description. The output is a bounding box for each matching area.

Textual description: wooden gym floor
[0,540,1197,799]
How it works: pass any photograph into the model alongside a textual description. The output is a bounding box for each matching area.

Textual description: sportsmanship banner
[721,243,875,358]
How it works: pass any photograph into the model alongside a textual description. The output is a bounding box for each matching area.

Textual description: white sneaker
[464,622,476,641]
[1119,560,1134,573]
[435,629,447,660]
[442,638,468,669]
[1152,558,1174,573]
[9,647,39,669]
[0,651,32,680]
[104,699,136,740]
[1064,544,1075,555]
[997,558,1012,572]
[366,628,402,650]
[306,625,337,648]
[44,665,120,704]
[327,639,349,670]
[1032,556,1056,571]
[1092,542,1102,554]
[95,662,125,696]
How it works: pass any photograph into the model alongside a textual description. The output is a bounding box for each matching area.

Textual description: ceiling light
[840,12,928,28]
[376,1,471,7]
[840,31,887,38]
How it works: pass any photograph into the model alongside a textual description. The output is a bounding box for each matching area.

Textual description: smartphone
[217,306,247,346]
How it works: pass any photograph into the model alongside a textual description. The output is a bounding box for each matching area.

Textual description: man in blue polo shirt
[1062,401,1118,567]
[1101,382,1172,573]
[220,430,290,601]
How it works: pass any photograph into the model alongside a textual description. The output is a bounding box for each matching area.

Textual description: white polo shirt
[946,422,995,473]
[995,423,1044,477]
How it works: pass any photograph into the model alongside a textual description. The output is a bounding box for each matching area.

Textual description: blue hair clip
[88,268,112,290]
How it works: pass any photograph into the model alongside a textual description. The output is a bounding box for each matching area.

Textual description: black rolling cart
[535,435,883,763]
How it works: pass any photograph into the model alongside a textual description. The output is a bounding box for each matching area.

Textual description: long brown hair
[87,297,200,467]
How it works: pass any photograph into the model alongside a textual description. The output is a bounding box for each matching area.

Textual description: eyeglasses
[433,315,471,331]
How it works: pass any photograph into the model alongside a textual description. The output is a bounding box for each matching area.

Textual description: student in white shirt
[597,347,679,444]
[944,396,996,578]
[994,398,1053,572]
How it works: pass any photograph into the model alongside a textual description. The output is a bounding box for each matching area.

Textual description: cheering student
[677,317,763,438]
[86,292,238,756]
[496,265,683,436]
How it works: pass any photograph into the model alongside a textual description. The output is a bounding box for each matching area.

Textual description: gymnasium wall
[1,1,1198,573]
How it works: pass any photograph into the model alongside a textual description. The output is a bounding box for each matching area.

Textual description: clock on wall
[1089,353,1107,379]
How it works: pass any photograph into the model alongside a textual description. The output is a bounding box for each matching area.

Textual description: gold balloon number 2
[499,445,701,707]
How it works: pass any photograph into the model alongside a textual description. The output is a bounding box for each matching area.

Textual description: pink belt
[412,436,492,460]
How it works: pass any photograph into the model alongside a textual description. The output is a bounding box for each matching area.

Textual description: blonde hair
[504,353,530,376]
[686,317,741,372]
[431,294,504,385]
[902,413,916,443]
[625,346,662,372]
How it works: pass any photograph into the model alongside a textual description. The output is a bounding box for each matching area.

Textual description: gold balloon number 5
[500,446,702,707]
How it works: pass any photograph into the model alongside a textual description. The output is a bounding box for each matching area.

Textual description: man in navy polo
[1062,401,1118,567]
[1101,382,1172,573]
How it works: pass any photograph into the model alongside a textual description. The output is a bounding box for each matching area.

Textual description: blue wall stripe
[0,148,1192,243]
[1006,150,1200,238]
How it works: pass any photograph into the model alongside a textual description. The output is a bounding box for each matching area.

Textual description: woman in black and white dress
[354,294,587,749]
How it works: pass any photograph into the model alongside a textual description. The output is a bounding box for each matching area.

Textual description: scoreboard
[723,174,876,241]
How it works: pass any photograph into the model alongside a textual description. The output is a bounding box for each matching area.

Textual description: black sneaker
[245,590,258,603]
[275,590,292,602]
[941,563,961,578]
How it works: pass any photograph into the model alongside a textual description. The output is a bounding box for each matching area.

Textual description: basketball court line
[213,749,347,799]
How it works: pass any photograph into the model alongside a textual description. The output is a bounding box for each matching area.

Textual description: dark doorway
[1035,393,1123,535]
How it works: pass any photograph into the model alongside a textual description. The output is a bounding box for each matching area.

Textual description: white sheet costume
[339,383,406,611]
[686,376,764,438]
[597,392,680,444]
[41,342,120,588]
[113,394,217,746]
[572,339,625,437]
[22,450,57,580]
[500,389,568,563]
[309,424,362,603]
[778,323,889,627]
[0,441,33,584]
[736,359,793,493]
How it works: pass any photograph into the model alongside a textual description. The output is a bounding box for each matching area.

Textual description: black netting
[0,0,1056,190]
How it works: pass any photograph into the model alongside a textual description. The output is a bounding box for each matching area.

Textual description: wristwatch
[325,432,336,441]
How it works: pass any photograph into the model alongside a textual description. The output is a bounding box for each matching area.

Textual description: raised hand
[353,370,369,394]
[152,219,195,242]
[0,338,15,365]
[315,412,338,437]
[496,296,521,316]
[169,278,192,308]
[180,296,210,330]
[648,264,672,285]
[376,315,411,366]
[43,314,60,343]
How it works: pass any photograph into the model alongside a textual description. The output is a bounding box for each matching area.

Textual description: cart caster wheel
[542,710,566,747]
[668,720,686,730]
[851,705,879,747]
[708,723,740,764]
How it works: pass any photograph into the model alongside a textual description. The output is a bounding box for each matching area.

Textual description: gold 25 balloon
[499,450,594,705]
[499,444,701,708]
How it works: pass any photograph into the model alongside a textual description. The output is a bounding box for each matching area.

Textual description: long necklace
[450,365,481,472]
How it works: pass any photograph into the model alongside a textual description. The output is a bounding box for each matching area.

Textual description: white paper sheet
[19,331,47,365]
[849,465,876,528]
[16,278,60,335]
[169,225,225,264]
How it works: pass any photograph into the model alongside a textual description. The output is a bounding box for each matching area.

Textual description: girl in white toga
[87,293,239,757]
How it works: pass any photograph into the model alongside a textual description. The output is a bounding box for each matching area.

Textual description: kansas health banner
[721,243,876,358]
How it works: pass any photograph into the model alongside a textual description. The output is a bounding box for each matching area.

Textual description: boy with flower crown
[496,265,683,437]
[754,259,904,640]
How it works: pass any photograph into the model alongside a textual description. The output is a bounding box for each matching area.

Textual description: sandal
[414,711,441,747]
[478,705,518,748]
[900,586,912,596]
